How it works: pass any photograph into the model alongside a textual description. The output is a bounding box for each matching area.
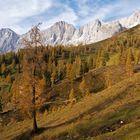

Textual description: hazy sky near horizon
[0,0,140,34]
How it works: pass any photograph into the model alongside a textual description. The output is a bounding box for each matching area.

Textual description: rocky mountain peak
[0,28,19,53]
[0,10,140,53]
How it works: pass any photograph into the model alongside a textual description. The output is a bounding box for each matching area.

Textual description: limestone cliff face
[0,11,140,53]
[0,28,19,53]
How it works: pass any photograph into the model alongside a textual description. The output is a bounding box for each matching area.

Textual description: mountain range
[0,10,140,53]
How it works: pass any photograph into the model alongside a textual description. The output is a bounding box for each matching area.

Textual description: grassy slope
[49,65,127,102]
[0,25,140,140]
[39,72,140,140]
[1,68,140,140]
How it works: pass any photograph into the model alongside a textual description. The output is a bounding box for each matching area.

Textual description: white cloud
[76,0,140,26]
[1,0,52,18]
[76,0,90,16]
[0,0,53,33]
[8,25,30,35]
[41,5,78,29]
[76,0,102,17]
[0,0,140,34]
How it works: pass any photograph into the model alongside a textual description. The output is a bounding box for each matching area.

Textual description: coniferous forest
[0,24,140,140]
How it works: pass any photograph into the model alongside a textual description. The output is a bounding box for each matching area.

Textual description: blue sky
[0,0,140,34]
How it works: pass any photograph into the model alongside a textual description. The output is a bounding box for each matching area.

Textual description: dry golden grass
[1,72,140,140]
[91,120,140,140]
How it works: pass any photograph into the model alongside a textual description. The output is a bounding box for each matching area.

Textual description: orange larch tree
[12,24,46,133]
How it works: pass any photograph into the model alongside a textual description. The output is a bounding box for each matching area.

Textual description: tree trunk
[32,85,38,132]
[0,97,3,112]
[33,108,38,132]
[18,63,21,73]
[32,49,38,133]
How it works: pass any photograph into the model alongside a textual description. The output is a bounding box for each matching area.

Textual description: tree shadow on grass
[13,94,138,140]
[12,127,47,140]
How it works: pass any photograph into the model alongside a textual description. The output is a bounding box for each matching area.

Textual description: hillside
[0,68,140,140]
[0,23,140,140]
[47,65,127,101]
[0,24,138,109]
